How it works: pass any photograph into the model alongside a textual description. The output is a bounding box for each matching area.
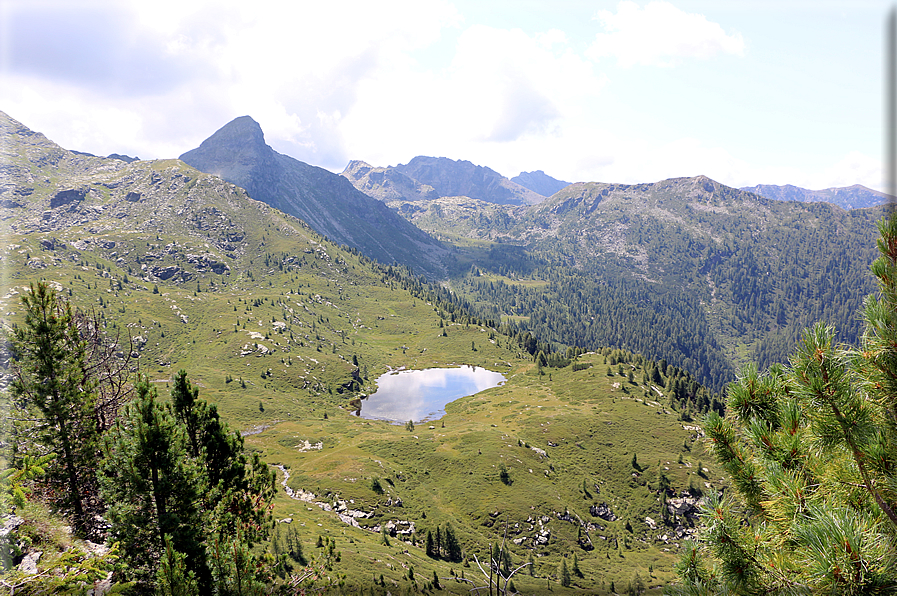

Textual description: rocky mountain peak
[394,156,544,206]
[180,118,448,279]
[201,115,266,149]
[179,116,273,186]
[511,170,571,197]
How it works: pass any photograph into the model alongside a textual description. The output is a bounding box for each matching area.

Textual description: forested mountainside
[1,110,724,594]
[179,116,449,280]
[390,177,884,391]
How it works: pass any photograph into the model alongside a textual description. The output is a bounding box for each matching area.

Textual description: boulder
[590,503,617,521]
[50,188,86,208]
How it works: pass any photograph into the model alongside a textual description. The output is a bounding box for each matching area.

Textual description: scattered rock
[18,551,41,575]
[40,238,65,250]
[590,503,617,521]
[0,515,24,538]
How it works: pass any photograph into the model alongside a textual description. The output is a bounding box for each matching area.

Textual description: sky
[0,0,892,191]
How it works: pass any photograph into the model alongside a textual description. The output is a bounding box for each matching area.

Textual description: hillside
[1,110,722,594]
[741,182,892,210]
[391,176,883,391]
[179,116,449,280]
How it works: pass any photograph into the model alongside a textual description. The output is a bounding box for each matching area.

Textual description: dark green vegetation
[670,213,897,595]
[388,177,883,391]
[1,111,723,593]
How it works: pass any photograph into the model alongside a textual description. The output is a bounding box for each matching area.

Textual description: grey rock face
[394,156,544,206]
[180,117,448,279]
[50,188,87,208]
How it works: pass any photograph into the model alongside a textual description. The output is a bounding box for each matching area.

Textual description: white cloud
[0,0,879,192]
[587,1,745,67]
[338,24,606,173]
[0,0,464,165]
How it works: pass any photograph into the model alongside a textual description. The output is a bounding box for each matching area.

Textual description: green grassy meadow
[0,157,723,594]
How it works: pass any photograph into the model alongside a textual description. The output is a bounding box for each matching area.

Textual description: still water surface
[358,366,505,423]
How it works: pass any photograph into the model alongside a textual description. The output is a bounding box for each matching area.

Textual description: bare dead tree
[449,520,530,596]
[71,306,136,432]
[6,289,136,539]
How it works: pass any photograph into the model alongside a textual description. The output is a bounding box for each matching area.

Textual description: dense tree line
[446,204,883,391]
[459,268,735,390]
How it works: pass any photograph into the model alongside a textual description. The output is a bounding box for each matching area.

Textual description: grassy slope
[1,126,723,593]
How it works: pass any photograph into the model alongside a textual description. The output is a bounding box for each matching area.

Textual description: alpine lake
[357,365,506,423]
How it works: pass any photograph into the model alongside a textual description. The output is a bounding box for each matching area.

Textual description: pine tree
[100,377,206,590]
[560,557,571,587]
[426,529,436,558]
[10,282,100,536]
[168,371,275,545]
[443,523,462,562]
[670,213,897,594]
[157,535,200,596]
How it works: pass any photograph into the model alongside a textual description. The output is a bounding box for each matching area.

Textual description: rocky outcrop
[590,502,617,521]
[50,188,87,208]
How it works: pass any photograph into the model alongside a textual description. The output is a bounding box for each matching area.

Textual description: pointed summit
[179,116,274,189]
[180,118,448,279]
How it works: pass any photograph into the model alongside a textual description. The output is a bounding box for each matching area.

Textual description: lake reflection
[358,366,505,423]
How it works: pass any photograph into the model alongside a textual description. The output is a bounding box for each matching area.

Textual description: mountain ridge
[389,173,883,390]
[740,182,892,210]
[511,169,571,197]
[180,117,449,279]
[342,155,544,206]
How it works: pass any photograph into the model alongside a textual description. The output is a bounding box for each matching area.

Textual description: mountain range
[4,108,884,393]
[741,183,892,210]
[341,155,544,206]
[384,176,883,390]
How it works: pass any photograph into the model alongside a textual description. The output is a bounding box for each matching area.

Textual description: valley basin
[358,365,505,423]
